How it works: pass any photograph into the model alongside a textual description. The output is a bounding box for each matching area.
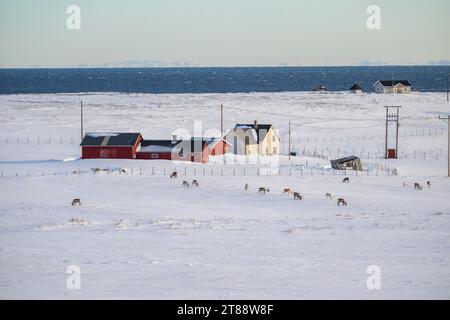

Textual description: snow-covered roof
[374,80,412,87]
[205,138,231,148]
[140,145,174,152]
[234,123,273,143]
[86,132,119,138]
[81,132,142,146]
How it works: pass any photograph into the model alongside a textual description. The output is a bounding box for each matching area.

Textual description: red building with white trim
[80,132,143,159]
[136,137,230,163]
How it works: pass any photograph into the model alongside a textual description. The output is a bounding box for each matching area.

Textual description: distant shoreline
[1,65,450,70]
[1,66,449,94]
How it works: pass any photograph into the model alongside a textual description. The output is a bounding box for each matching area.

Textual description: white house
[373,80,412,94]
[225,121,281,156]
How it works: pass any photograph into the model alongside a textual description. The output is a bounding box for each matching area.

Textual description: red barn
[80,132,143,159]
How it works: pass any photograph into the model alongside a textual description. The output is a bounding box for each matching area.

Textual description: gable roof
[141,139,181,148]
[140,138,209,153]
[234,123,273,143]
[205,137,231,148]
[375,80,412,87]
[80,132,142,147]
[349,83,362,91]
[330,156,360,165]
[140,139,181,152]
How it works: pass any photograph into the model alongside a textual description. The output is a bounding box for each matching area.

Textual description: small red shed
[80,132,143,159]
[137,137,227,163]
[205,138,231,156]
[137,139,182,160]
[387,149,397,159]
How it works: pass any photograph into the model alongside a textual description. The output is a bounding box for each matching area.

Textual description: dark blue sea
[0,66,449,94]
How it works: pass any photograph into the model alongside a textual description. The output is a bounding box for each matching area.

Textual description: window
[273,147,277,154]
[272,135,275,142]
[151,153,159,159]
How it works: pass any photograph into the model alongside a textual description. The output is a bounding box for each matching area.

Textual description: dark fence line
[0,164,396,180]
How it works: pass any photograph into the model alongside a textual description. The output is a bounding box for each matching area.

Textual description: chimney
[172,134,178,142]
[254,120,258,130]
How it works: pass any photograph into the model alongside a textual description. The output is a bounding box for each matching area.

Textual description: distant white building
[373,80,412,94]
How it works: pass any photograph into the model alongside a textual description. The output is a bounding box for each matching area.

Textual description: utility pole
[80,100,84,141]
[220,104,225,164]
[439,115,450,177]
[220,104,223,138]
[447,72,449,102]
[385,106,401,159]
[288,121,291,160]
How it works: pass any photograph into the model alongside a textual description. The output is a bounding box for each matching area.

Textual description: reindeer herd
[69,170,434,208]
[172,170,355,207]
[244,176,352,206]
[402,180,431,190]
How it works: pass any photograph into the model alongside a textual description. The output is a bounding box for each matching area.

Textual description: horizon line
[1,64,450,70]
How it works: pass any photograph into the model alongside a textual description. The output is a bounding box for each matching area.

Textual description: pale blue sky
[0,0,449,67]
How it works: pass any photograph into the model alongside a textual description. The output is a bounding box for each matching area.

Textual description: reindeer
[337,198,347,206]
[325,193,333,200]
[170,171,178,179]
[244,183,249,191]
[258,187,270,195]
[342,177,350,183]
[402,181,410,188]
[414,183,423,190]
[192,180,199,187]
[182,181,190,188]
[427,181,431,188]
[283,188,293,195]
[71,198,81,206]
[293,192,303,200]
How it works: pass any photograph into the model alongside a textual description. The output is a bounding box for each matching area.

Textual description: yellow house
[225,121,281,156]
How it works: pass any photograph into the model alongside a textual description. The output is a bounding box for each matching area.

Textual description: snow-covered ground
[0,91,449,299]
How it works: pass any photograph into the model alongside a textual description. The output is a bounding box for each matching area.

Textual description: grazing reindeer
[325,193,333,200]
[192,180,199,187]
[182,180,190,188]
[293,192,303,200]
[337,198,347,206]
[342,177,350,183]
[402,181,409,188]
[414,183,423,190]
[71,198,81,206]
[258,187,270,195]
[283,188,293,195]
[427,181,431,188]
[244,183,249,191]
[170,171,178,179]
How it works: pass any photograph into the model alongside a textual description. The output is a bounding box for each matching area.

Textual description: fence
[0,164,396,180]
[1,130,447,161]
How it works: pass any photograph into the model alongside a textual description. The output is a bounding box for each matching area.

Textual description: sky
[0,0,449,67]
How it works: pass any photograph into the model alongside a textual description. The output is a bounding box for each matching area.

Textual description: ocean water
[0,66,449,94]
